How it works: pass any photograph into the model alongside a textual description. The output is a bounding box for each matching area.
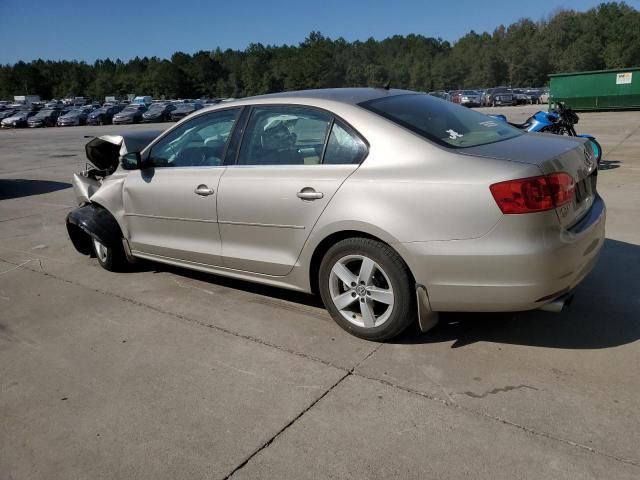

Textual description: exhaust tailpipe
[539,293,574,313]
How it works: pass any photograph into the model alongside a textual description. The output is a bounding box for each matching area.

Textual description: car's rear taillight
[490,173,575,214]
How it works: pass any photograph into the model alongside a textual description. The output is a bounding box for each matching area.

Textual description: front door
[217,106,367,275]
[123,108,241,266]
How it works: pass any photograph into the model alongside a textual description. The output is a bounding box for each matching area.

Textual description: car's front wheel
[319,238,416,341]
[92,237,127,272]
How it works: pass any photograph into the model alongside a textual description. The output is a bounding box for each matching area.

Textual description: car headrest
[261,123,295,151]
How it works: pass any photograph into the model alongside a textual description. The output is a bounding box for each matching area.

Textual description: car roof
[219,88,416,108]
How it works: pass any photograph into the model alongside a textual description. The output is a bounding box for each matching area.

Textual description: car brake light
[490,173,575,214]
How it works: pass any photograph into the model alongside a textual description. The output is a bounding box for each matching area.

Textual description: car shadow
[135,238,639,350]
[142,262,325,309]
[395,238,640,349]
[0,179,71,200]
[599,159,621,171]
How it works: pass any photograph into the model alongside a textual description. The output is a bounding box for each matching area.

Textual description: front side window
[360,94,521,149]
[149,108,239,167]
[237,107,331,165]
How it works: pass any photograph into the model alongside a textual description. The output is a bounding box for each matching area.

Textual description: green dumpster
[549,67,640,111]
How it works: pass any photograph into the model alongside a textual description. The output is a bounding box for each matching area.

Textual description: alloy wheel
[93,238,108,263]
[328,254,395,328]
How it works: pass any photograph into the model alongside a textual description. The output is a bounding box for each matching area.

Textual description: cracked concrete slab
[355,246,640,464]
[230,375,639,479]
[0,263,345,480]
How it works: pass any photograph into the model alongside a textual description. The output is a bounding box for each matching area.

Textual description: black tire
[91,236,128,272]
[318,237,416,341]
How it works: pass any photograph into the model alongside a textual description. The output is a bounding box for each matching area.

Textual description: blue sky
[1,0,638,64]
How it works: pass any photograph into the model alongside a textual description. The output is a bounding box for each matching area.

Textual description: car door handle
[297,188,324,200]
[194,184,215,196]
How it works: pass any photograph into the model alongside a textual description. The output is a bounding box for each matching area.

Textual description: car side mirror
[120,152,153,170]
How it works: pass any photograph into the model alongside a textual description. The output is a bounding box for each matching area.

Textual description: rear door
[123,108,240,265]
[217,106,367,276]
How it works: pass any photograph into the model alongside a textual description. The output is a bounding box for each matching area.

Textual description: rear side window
[360,94,521,149]
[323,122,366,164]
[237,106,331,165]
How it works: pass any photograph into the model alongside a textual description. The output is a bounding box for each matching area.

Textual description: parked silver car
[459,90,482,107]
[67,88,605,340]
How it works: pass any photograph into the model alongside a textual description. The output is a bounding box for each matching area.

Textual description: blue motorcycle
[490,102,602,164]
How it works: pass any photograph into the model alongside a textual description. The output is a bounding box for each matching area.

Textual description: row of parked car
[0,99,219,129]
[1,87,548,129]
[428,87,549,107]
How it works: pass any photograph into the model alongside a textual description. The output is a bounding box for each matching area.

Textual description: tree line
[1,2,638,101]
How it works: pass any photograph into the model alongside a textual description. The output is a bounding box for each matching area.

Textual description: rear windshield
[360,94,521,148]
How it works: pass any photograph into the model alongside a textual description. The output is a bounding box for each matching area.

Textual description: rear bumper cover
[401,196,606,312]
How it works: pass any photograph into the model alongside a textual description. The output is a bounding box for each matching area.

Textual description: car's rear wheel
[92,237,127,272]
[319,238,416,341]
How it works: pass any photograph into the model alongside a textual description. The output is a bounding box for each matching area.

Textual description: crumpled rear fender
[66,203,124,255]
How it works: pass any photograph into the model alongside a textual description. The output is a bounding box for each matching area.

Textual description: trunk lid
[461,132,598,228]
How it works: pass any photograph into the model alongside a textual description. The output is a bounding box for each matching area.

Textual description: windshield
[175,104,195,111]
[122,107,140,113]
[360,94,522,149]
[148,104,166,111]
[35,109,54,118]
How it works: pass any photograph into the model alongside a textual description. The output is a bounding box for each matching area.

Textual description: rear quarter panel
[298,110,542,287]
[305,110,540,243]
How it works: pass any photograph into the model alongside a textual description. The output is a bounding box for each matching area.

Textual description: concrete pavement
[1,112,639,479]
